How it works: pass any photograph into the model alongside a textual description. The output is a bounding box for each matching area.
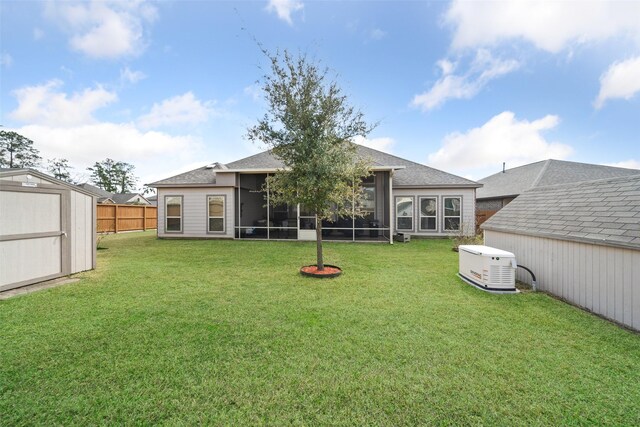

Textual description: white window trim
[443,196,462,232]
[418,196,438,232]
[165,195,183,233]
[207,194,226,234]
[395,196,414,232]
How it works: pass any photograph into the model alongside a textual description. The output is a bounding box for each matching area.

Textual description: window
[165,196,182,232]
[443,197,461,231]
[395,196,413,231]
[208,195,225,232]
[419,197,437,231]
[361,185,375,221]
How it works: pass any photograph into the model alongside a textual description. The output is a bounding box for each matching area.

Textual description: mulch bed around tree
[300,265,342,278]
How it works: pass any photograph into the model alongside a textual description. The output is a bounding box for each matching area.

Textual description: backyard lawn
[1,232,639,425]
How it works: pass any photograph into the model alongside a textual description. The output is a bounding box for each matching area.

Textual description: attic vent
[205,162,228,170]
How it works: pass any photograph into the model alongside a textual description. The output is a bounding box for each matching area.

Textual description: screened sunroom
[234,171,393,242]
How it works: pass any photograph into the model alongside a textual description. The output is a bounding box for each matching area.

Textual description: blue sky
[1,0,639,189]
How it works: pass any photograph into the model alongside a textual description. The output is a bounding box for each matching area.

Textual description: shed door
[0,188,69,291]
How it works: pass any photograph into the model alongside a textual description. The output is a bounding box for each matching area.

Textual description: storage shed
[482,174,640,331]
[0,169,96,291]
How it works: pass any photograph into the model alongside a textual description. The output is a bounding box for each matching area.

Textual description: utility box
[458,245,517,293]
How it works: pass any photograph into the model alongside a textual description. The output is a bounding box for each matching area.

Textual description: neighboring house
[147,195,158,207]
[110,193,151,205]
[149,145,481,243]
[476,159,639,213]
[1,168,96,291]
[482,174,640,331]
[77,183,150,205]
[77,183,115,204]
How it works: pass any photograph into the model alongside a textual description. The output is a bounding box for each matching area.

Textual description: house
[1,168,96,291]
[147,194,158,207]
[77,183,115,204]
[77,183,151,205]
[110,193,151,205]
[482,174,640,331]
[149,145,482,243]
[476,160,639,223]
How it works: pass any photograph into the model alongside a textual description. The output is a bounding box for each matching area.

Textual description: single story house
[78,183,151,205]
[149,145,481,243]
[482,174,640,331]
[476,159,639,214]
[1,168,96,291]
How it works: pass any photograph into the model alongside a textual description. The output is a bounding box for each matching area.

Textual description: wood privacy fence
[97,204,157,233]
[476,209,499,233]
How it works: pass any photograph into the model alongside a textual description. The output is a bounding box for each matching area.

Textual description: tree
[87,158,138,193]
[247,50,375,270]
[47,158,73,182]
[0,130,41,168]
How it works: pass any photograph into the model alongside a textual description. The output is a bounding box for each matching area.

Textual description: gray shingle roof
[481,174,640,250]
[111,193,149,204]
[150,166,217,186]
[477,159,639,200]
[78,183,113,198]
[153,145,480,188]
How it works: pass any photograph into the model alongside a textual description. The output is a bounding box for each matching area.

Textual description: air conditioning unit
[458,245,517,293]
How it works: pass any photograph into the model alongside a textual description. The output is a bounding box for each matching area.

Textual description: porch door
[298,204,317,241]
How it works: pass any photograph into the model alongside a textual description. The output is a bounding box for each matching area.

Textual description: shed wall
[484,230,640,331]
[70,190,96,273]
[157,187,235,238]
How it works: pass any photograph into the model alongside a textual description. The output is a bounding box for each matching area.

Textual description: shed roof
[78,183,113,198]
[481,174,640,250]
[150,145,480,188]
[476,159,639,200]
[0,168,96,198]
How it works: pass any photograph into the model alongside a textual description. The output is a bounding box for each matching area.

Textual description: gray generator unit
[458,245,517,293]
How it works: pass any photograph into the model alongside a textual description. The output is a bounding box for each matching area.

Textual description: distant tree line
[0,129,144,194]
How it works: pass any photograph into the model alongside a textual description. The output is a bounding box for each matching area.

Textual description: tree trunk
[316,218,324,270]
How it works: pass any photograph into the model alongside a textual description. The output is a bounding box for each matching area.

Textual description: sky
[1,0,639,191]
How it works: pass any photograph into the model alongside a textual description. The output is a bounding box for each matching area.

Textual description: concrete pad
[0,277,81,300]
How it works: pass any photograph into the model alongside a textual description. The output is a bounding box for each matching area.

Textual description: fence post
[143,206,147,231]
[114,204,119,233]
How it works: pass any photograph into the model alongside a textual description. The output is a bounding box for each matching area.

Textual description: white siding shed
[482,175,640,331]
[0,169,96,291]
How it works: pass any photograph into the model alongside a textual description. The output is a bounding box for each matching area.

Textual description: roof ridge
[530,159,552,188]
[526,172,640,192]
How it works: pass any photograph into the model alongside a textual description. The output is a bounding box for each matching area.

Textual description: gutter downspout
[389,171,394,244]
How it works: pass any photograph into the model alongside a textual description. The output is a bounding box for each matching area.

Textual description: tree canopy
[47,158,73,182]
[0,130,42,169]
[247,50,375,270]
[87,158,138,193]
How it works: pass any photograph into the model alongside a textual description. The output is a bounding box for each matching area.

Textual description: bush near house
[1,232,639,425]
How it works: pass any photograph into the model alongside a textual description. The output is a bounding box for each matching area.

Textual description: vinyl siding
[69,190,95,273]
[392,188,476,237]
[157,187,235,238]
[485,230,640,331]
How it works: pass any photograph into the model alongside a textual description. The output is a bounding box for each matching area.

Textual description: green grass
[1,232,639,425]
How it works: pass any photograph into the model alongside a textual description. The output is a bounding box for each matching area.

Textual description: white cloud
[594,56,640,109]
[1,53,13,67]
[266,0,304,25]
[605,159,640,170]
[12,123,203,190]
[353,136,395,153]
[120,66,146,84]
[412,49,520,111]
[243,83,262,102]
[137,92,215,129]
[10,80,117,127]
[427,111,573,178]
[46,0,157,59]
[445,0,640,53]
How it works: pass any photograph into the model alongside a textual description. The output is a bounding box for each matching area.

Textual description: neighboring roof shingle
[481,174,640,250]
[78,183,113,198]
[152,145,480,188]
[111,193,148,204]
[477,159,639,199]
